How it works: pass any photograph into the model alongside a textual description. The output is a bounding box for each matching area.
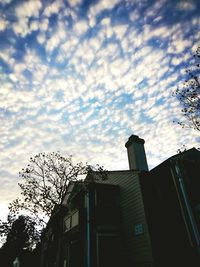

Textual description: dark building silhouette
[40,135,200,267]
[140,148,200,267]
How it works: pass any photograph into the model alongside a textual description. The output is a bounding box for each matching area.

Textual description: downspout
[86,191,91,267]
[170,162,193,246]
[172,160,200,251]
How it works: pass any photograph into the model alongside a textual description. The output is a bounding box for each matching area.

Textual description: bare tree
[9,152,106,226]
[173,46,200,131]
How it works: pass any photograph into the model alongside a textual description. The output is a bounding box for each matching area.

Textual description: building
[40,135,200,267]
[140,147,200,267]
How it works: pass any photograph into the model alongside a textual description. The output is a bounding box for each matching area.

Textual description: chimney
[125,135,148,171]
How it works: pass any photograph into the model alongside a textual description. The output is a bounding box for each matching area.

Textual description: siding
[96,170,154,267]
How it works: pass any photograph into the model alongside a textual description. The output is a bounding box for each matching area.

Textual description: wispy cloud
[88,0,120,27]
[176,0,196,11]
[0,17,8,31]
[43,0,63,17]
[0,0,199,219]
[15,0,42,18]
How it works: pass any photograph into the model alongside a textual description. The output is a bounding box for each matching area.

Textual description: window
[64,210,79,232]
[64,217,71,232]
[134,223,143,236]
[71,211,79,228]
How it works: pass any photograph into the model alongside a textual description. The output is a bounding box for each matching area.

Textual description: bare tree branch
[173,46,200,132]
[8,152,107,229]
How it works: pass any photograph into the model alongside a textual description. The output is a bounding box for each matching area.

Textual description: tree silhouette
[9,152,106,227]
[174,46,200,131]
[4,215,39,249]
[0,215,40,266]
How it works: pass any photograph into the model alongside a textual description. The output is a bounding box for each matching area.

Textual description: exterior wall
[96,170,154,267]
[140,151,200,267]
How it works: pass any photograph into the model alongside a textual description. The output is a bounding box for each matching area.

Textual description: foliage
[9,152,106,226]
[0,215,13,246]
[3,215,39,250]
[0,215,40,266]
[0,215,40,252]
[173,46,200,131]
[177,144,187,154]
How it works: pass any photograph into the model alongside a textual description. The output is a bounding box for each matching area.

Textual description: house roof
[150,147,200,172]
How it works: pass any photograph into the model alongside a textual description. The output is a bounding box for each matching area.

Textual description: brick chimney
[125,135,148,171]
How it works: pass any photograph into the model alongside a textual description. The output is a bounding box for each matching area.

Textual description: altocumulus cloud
[0,0,200,218]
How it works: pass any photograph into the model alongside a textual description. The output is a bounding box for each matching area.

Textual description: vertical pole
[174,162,200,251]
[86,191,91,267]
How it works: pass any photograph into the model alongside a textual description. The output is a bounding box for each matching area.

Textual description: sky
[0,0,200,222]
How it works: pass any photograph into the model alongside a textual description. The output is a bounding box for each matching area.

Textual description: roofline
[93,169,141,173]
[170,147,198,159]
[150,147,199,172]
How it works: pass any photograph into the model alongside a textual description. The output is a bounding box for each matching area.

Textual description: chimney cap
[125,135,145,148]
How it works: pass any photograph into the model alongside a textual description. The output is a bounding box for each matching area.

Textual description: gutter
[86,191,91,267]
[171,159,200,251]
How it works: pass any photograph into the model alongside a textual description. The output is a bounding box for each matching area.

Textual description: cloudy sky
[0,0,199,221]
